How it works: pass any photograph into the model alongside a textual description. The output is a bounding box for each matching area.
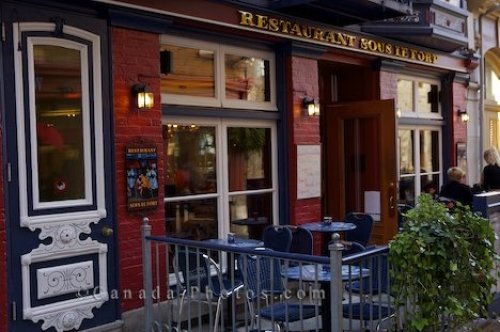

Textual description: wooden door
[324,100,397,244]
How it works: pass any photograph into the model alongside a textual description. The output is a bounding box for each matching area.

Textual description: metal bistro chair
[237,250,319,331]
[287,226,313,255]
[174,248,244,332]
[262,225,293,253]
[343,250,396,331]
[343,212,374,256]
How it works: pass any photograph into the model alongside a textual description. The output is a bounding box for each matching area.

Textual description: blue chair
[288,226,313,255]
[174,248,244,332]
[344,212,374,247]
[343,254,396,330]
[237,251,320,331]
[262,225,292,252]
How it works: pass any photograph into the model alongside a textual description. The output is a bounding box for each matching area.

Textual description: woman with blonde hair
[482,147,500,190]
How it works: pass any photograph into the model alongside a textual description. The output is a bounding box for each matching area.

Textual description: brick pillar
[287,56,322,253]
[112,27,165,312]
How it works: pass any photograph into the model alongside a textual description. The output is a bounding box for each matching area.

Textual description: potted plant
[390,194,499,331]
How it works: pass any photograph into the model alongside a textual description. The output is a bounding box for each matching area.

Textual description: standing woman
[482,147,500,191]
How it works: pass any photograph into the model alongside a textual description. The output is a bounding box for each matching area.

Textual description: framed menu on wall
[297,144,321,199]
[125,146,159,211]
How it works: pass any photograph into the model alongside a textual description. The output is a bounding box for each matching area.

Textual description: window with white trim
[163,118,277,241]
[397,76,443,206]
[160,35,277,111]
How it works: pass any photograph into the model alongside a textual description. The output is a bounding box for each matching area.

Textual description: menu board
[297,144,321,199]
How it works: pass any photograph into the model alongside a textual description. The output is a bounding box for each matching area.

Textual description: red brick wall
[112,27,164,312]
[287,56,322,252]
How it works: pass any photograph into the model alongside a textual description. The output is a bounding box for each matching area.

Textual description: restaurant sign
[239,10,438,64]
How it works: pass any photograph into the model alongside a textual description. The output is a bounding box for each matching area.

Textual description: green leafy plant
[390,194,499,331]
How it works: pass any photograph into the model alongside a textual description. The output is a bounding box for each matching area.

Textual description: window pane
[228,127,272,191]
[421,174,439,198]
[420,130,439,172]
[225,55,270,101]
[160,45,215,97]
[417,82,439,113]
[34,45,85,202]
[399,176,415,206]
[165,198,218,240]
[399,129,415,174]
[230,193,272,240]
[164,124,217,197]
[397,79,413,112]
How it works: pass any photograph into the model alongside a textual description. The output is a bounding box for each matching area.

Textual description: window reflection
[230,193,272,240]
[160,45,215,97]
[165,198,218,241]
[225,55,270,102]
[227,127,272,191]
[164,125,217,197]
[399,129,414,174]
[420,130,439,172]
[34,45,85,202]
[397,79,413,113]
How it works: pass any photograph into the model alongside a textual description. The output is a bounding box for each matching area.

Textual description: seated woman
[438,167,473,208]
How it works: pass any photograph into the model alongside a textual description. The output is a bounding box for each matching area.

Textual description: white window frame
[160,35,277,111]
[26,37,94,210]
[163,116,279,239]
[397,125,443,199]
[397,74,442,121]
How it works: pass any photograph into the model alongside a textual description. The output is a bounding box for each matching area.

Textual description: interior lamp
[133,83,154,110]
[457,108,469,123]
[303,96,319,116]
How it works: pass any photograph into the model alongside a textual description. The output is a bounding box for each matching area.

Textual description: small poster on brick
[125,146,159,211]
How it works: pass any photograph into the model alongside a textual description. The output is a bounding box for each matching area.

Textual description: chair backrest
[288,226,313,255]
[262,225,292,252]
[237,250,284,301]
[174,248,211,295]
[344,212,374,247]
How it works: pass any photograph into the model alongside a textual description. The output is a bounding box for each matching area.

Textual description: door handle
[388,182,396,217]
[101,226,114,237]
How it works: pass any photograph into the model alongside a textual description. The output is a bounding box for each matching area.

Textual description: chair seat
[259,303,319,322]
[342,302,394,320]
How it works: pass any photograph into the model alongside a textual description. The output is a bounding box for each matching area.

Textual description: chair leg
[177,290,186,330]
[213,297,223,332]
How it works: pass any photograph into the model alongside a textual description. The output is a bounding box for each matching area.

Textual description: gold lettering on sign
[238,10,438,64]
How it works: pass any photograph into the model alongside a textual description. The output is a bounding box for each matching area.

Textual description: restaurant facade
[0,0,473,331]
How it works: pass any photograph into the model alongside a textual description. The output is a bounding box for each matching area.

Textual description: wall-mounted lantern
[457,108,469,123]
[303,96,319,116]
[132,83,154,110]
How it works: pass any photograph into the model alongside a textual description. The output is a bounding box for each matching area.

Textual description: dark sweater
[439,181,473,207]
[483,164,500,190]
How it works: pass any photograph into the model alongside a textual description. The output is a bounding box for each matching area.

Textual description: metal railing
[142,218,394,332]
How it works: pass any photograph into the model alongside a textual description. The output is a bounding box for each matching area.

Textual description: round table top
[204,237,264,248]
[300,221,357,232]
[284,264,370,282]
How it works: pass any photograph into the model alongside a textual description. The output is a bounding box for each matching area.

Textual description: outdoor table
[231,217,268,240]
[283,264,370,332]
[300,221,357,255]
[204,237,263,248]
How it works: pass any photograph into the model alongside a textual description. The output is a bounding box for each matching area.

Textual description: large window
[164,119,277,241]
[397,76,442,206]
[160,36,276,111]
[398,128,442,206]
